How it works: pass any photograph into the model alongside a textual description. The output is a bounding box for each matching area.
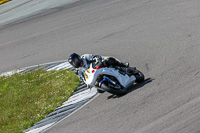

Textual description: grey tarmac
[0,0,200,133]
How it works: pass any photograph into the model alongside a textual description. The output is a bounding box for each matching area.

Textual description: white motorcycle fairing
[83,63,136,89]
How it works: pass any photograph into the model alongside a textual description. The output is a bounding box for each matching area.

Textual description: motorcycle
[80,55,145,95]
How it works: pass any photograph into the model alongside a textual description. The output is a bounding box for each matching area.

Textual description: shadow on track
[107,78,154,99]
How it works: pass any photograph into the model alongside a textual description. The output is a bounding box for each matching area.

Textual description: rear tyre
[134,70,145,83]
[101,82,126,95]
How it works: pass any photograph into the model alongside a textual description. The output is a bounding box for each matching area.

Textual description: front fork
[99,76,117,87]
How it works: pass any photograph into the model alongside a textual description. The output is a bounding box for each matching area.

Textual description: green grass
[0,69,81,133]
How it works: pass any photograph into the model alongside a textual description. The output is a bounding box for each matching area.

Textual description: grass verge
[0,69,80,133]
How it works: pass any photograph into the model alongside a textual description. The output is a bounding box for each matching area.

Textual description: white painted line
[0,60,100,133]
[41,93,100,133]
[47,62,72,71]
[25,122,55,133]
[0,69,25,77]
[68,89,92,100]
[0,60,67,77]
[60,88,97,108]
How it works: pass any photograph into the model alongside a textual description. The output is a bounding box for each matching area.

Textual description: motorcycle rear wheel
[101,82,126,95]
[134,70,145,83]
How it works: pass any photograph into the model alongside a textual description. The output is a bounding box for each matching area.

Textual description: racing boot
[120,62,129,67]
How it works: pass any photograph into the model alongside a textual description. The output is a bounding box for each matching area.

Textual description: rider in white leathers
[68,53,129,68]
[68,53,129,78]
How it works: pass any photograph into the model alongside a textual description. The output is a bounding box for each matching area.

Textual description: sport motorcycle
[80,56,144,95]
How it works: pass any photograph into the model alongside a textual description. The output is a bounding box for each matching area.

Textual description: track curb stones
[0,60,98,133]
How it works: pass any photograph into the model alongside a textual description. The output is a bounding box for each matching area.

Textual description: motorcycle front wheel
[97,88,105,93]
[101,82,126,95]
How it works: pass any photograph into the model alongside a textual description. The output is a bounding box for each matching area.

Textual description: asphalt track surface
[1,0,200,133]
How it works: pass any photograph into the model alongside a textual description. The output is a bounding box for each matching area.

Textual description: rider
[68,53,129,70]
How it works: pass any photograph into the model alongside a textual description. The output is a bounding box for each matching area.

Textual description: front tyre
[97,88,105,93]
[101,82,126,95]
[134,70,145,83]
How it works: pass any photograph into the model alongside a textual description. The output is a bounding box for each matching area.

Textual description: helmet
[68,53,82,68]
